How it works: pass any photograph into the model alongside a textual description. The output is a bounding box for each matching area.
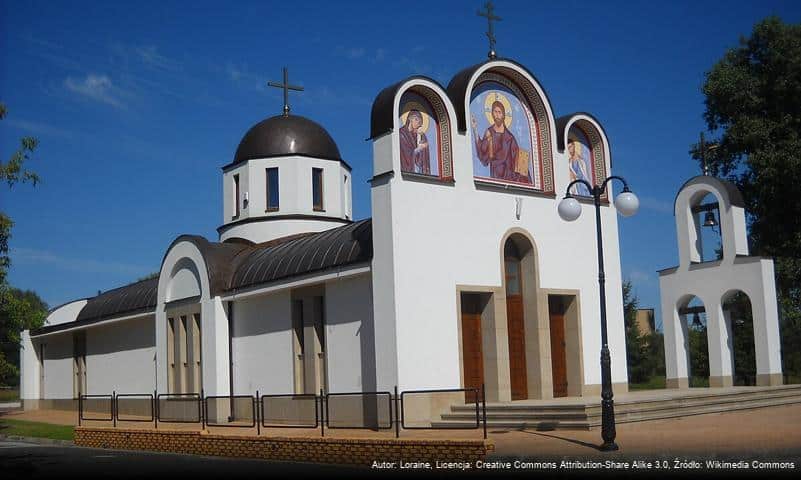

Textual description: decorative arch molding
[559,114,611,188]
[448,61,557,193]
[158,239,212,306]
[396,82,455,180]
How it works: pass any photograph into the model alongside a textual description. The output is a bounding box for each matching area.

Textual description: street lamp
[557,175,639,452]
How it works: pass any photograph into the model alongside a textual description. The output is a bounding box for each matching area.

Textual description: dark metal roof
[229,218,373,292]
[75,277,158,323]
[32,220,374,335]
[445,58,555,134]
[369,75,446,140]
[229,114,343,167]
[674,175,746,215]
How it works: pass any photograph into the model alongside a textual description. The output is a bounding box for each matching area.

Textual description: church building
[20,55,630,413]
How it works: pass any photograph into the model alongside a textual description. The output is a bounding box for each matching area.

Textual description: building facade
[20,58,629,412]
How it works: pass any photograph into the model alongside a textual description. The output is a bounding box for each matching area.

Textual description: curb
[0,433,74,446]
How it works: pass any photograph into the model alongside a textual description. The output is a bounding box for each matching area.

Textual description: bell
[703,210,717,227]
[692,312,703,328]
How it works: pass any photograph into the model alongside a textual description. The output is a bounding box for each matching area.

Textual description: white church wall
[85,315,156,395]
[41,332,73,399]
[370,134,401,391]
[46,299,88,326]
[231,290,294,395]
[324,273,374,392]
[371,68,628,394]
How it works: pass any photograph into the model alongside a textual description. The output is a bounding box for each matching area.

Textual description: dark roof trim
[32,307,154,337]
[221,153,352,173]
[673,175,746,216]
[217,215,352,235]
[369,75,448,140]
[446,58,556,134]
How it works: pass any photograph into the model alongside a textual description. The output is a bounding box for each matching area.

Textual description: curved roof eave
[369,75,449,140]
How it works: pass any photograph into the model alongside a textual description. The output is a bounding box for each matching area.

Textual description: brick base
[74,427,492,466]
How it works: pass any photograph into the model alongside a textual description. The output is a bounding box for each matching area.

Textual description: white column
[20,330,40,407]
[201,297,231,396]
[753,261,784,385]
[706,301,734,387]
[662,294,689,388]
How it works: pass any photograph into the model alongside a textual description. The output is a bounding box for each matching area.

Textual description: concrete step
[436,386,801,430]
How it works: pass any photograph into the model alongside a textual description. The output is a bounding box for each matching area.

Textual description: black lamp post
[557,175,639,452]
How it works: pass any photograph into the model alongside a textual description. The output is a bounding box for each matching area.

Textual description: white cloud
[626,269,653,285]
[10,247,151,275]
[64,74,126,108]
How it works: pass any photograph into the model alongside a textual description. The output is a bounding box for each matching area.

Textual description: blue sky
[2,0,800,328]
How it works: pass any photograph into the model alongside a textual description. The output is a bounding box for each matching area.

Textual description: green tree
[623,280,654,384]
[0,101,45,385]
[1,102,40,285]
[695,16,801,381]
[0,288,47,385]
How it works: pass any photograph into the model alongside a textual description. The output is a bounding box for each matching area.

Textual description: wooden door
[548,296,568,398]
[460,294,484,403]
[505,259,528,400]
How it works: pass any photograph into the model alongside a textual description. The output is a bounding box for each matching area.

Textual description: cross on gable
[477,1,502,59]
[268,67,304,116]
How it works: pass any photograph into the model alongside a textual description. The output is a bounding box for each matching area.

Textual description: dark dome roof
[232,114,342,164]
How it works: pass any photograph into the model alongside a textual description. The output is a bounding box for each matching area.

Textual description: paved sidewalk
[4,403,801,458]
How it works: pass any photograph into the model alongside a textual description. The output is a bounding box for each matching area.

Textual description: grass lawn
[629,375,667,391]
[0,418,74,441]
[0,389,19,402]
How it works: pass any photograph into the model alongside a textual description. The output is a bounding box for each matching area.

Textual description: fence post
[482,383,487,440]
[113,390,117,428]
[255,390,260,436]
[320,389,325,438]
[154,389,158,430]
[78,394,82,427]
[394,386,400,439]
[201,388,206,429]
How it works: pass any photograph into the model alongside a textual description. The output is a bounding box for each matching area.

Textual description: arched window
[397,88,453,180]
[468,71,553,192]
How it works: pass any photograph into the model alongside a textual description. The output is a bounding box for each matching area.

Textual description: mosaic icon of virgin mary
[567,137,592,196]
[399,109,431,175]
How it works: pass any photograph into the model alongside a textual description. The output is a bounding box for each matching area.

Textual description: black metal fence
[79,384,488,439]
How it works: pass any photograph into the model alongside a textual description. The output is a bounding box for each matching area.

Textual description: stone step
[436,386,801,430]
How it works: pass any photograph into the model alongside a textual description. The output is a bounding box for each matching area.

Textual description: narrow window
[312,168,324,211]
[266,167,279,211]
[233,174,240,218]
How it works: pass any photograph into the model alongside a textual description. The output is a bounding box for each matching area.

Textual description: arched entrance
[677,295,710,388]
[722,290,757,386]
[504,238,528,400]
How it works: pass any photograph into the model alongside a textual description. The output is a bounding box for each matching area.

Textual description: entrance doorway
[504,239,528,400]
[548,296,569,398]
[460,293,484,403]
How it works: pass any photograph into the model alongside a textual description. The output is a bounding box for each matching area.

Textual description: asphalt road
[0,439,361,478]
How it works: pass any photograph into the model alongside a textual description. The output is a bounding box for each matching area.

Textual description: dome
[232,114,342,164]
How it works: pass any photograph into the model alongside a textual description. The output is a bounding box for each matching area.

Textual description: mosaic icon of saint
[471,99,531,183]
[567,138,591,196]
[399,110,431,175]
